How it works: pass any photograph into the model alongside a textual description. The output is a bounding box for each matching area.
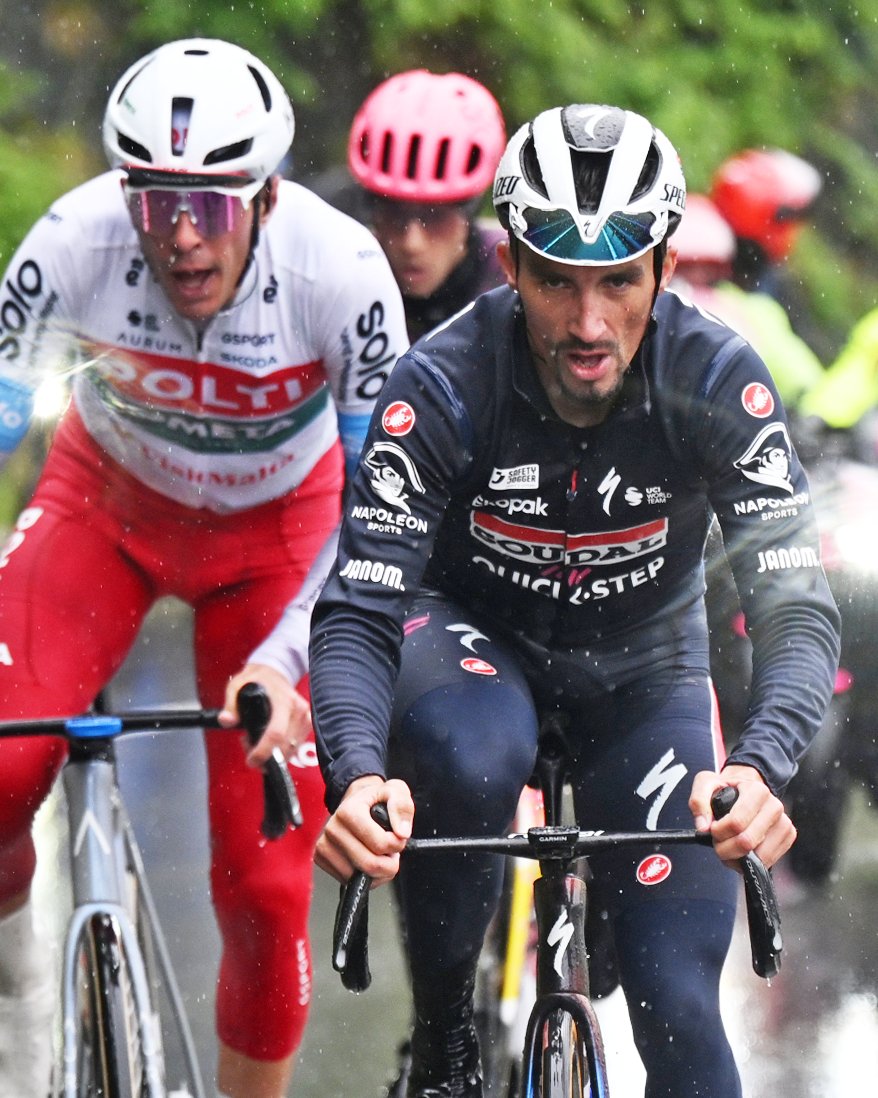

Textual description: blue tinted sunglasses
[520,207,657,263]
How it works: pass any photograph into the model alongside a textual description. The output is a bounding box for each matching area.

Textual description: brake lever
[711,785,783,979]
[237,682,303,836]
[332,803,392,992]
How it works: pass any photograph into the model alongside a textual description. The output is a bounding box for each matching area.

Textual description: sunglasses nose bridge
[168,205,205,247]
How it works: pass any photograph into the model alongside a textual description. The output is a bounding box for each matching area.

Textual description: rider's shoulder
[26,170,132,248]
[654,288,760,370]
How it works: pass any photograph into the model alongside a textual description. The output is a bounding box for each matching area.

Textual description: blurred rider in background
[346,69,507,342]
[0,38,406,1098]
[711,146,827,357]
[671,166,825,412]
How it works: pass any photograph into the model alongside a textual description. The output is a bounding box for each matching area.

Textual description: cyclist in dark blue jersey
[243,103,841,1098]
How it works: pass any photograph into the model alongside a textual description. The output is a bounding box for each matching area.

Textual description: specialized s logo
[734,423,794,495]
[548,911,574,976]
[636,749,688,831]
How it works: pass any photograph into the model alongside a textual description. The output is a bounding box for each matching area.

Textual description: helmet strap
[650,241,667,313]
[237,181,272,288]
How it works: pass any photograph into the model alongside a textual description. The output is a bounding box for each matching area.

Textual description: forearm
[726,596,840,794]
[309,607,401,811]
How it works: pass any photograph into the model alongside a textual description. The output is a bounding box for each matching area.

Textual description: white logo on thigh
[0,506,43,571]
[636,749,688,831]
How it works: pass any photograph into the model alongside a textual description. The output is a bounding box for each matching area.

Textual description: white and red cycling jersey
[0,170,407,1062]
[0,170,408,509]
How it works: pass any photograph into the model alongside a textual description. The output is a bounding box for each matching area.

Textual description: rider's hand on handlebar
[690,764,796,870]
[316,776,414,884]
[219,663,311,766]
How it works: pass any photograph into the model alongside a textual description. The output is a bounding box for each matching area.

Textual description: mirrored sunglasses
[520,207,657,263]
[125,188,250,240]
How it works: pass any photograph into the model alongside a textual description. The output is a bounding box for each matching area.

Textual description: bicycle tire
[541,1010,588,1098]
[522,995,608,1098]
[75,913,145,1098]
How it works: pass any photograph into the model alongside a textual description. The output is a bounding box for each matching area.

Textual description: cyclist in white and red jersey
[0,38,406,1098]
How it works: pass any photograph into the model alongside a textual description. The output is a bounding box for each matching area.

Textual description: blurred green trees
[2,0,878,357]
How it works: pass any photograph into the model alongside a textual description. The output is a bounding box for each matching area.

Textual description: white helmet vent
[171,98,193,157]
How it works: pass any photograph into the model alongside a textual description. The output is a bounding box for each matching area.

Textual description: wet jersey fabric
[0,170,408,510]
[310,285,841,810]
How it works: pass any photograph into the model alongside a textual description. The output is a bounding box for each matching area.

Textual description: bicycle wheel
[541,1010,589,1098]
[74,913,144,1098]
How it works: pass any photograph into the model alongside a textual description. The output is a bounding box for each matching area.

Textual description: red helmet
[673,194,736,267]
[710,148,822,262]
[348,69,506,204]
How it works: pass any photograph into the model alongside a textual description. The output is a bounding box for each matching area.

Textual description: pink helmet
[348,69,506,204]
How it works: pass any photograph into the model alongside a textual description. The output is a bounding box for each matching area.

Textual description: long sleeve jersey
[308,286,841,808]
[0,171,408,511]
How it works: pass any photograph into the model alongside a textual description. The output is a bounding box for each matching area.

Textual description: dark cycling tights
[616,898,741,1098]
[387,594,742,1097]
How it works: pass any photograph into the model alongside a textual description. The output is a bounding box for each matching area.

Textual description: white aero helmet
[493,104,686,265]
[103,38,294,194]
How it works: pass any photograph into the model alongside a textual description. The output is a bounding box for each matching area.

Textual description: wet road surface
[32,598,878,1097]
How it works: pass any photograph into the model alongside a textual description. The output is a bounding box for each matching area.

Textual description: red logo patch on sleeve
[382,401,416,436]
[741,382,775,418]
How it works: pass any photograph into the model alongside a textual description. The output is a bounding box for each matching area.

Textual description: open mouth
[565,347,611,380]
[170,268,216,300]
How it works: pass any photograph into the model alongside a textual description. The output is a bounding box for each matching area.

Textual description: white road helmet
[493,104,686,265]
[103,38,294,189]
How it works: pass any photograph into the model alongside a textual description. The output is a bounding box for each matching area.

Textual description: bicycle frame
[334,785,781,1098]
[524,852,608,1097]
[1,687,296,1098]
[58,721,205,1098]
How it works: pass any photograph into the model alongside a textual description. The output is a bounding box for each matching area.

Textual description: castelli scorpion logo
[636,854,673,886]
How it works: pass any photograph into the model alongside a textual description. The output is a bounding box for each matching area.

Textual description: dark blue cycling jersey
[310,285,840,809]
